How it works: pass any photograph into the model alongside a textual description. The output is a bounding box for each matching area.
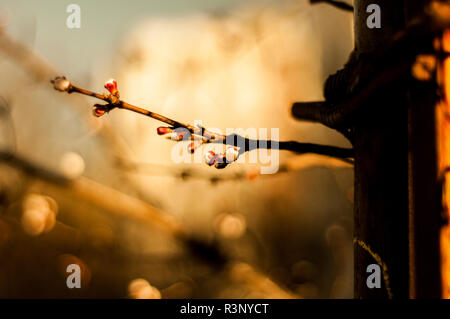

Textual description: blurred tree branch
[120,153,353,184]
[0,27,165,201]
[0,150,186,237]
[0,29,134,164]
[309,0,353,12]
[0,149,300,298]
[0,96,16,151]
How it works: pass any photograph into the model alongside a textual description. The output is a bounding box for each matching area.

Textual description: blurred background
[0,0,354,298]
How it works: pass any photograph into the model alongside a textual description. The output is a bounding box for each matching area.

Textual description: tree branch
[119,153,353,184]
[51,77,354,169]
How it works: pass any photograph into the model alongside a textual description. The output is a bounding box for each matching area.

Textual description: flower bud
[157,127,172,135]
[225,146,239,163]
[93,104,107,117]
[52,76,71,92]
[170,129,189,141]
[93,108,105,117]
[187,141,199,153]
[104,79,119,96]
[205,151,218,166]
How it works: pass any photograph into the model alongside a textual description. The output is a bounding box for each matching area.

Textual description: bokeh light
[21,194,58,236]
[59,152,85,179]
[214,213,247,239]
[128,278,161,299]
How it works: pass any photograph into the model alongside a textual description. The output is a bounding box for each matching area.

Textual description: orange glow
[439,100,450,298]
[443,30,450,107]
[438,30,450,299]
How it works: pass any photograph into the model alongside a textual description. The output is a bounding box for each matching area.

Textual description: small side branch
[291,101,339,129]
[291,62,411,131]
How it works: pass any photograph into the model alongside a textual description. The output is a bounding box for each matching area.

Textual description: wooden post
[353,0,443,298]
[294,0,446,298]
[353,0,409,298]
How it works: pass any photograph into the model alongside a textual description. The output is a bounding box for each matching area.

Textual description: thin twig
[119,153,353,184]
[309,0,353,12]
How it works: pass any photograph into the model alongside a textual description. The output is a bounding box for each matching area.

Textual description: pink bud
[157,127,172,135]
[92,104,107,117]
[170,130,189,141]
[104,79,118,96]
[188,142,199,153]
[93,107,106,117]
[204,151,217,166]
